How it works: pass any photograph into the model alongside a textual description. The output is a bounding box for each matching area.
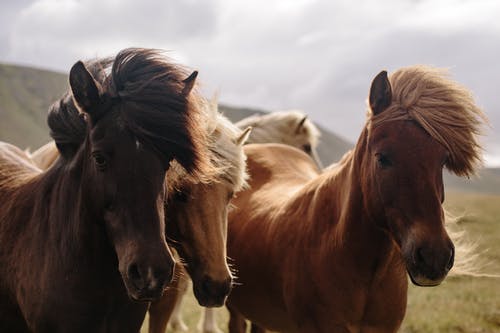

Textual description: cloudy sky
[1,0,499,166]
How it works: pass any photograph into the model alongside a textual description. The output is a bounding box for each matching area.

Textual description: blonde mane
[167,98,248,195]
[236,110,320,150]
[370,65,487,177]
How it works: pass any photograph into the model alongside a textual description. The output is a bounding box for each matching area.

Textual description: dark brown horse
[0,48,211,332]
[226,66,486,333]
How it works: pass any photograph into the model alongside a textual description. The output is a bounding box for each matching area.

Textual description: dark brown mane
[106,48,208,175]
[48,48,210,177]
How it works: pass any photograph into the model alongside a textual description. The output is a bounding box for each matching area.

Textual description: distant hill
[444,168,500,195]
[0,62,498,194]
[0,63,68,149]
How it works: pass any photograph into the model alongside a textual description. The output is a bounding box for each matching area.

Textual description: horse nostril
[127,263,143,288]
[446,247,455,270]
[201,276,213,296]
[415,247,426,266]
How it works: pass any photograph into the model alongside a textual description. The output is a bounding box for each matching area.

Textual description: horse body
[0,48,212,332]
[227,144,406,333]
[226,66,486,333]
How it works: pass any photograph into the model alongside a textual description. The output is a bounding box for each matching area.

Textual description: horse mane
[0,143,40,191]
[369,65,487,177]
[48,48,213,179]
[236,110,320,148]
[167,98,248,195]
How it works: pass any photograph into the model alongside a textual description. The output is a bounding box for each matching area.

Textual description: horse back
[243,143,319,186]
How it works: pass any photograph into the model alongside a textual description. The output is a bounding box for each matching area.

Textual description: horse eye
[92,153,107,170]
[376,153,392,168]
[303,144,312,153]
[228,191,235,201]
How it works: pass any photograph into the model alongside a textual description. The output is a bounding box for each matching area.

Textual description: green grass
[141,192,500,333]
[0,63,68,150]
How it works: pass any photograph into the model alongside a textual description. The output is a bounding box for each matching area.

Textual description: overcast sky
[1,0,499,166]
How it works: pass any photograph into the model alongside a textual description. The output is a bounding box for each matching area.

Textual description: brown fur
[0,48,211,332]
[226,66,487,333]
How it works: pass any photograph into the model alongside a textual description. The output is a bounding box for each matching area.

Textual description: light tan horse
[236,110,323,169]
[226,66,487,333]
[147,101,251,333]
[162,110,323,333]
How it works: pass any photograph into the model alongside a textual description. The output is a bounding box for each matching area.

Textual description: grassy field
[141,191,500,333]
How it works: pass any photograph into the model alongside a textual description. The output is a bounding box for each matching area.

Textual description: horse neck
[285,133,397,271]
[29,149,108,262]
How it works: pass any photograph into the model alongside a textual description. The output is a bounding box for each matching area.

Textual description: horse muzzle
[193,275,233,307]
[123,261,174,302]
[406,242,455,287]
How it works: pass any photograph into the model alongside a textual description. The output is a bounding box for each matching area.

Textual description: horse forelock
[106,48,212,181]
[49,49,211,182]
[368,65,487,177]
[210,111,249,191]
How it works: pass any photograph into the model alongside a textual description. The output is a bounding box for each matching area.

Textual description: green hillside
[0,63,68,149]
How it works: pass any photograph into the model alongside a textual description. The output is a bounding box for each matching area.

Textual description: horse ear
[295,116,307,133]
[182,70,198,96]
[69,61,102,116]
[236,126,252,145]
[369,70,392,115]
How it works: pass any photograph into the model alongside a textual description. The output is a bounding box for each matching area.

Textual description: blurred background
[0,1,499,332]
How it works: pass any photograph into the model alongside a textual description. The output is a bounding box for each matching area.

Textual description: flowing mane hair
[48,48,213,179]
[369,66,487,177]
[236,110,320,148]
[167,98,249,195]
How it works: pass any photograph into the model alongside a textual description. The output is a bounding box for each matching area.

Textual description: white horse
[236,110,323,169]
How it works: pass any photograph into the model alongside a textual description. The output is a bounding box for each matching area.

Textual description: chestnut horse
[236,110,323,169]
[0,48,212,332]
[147,102,251,333]
[226,66,486,333]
